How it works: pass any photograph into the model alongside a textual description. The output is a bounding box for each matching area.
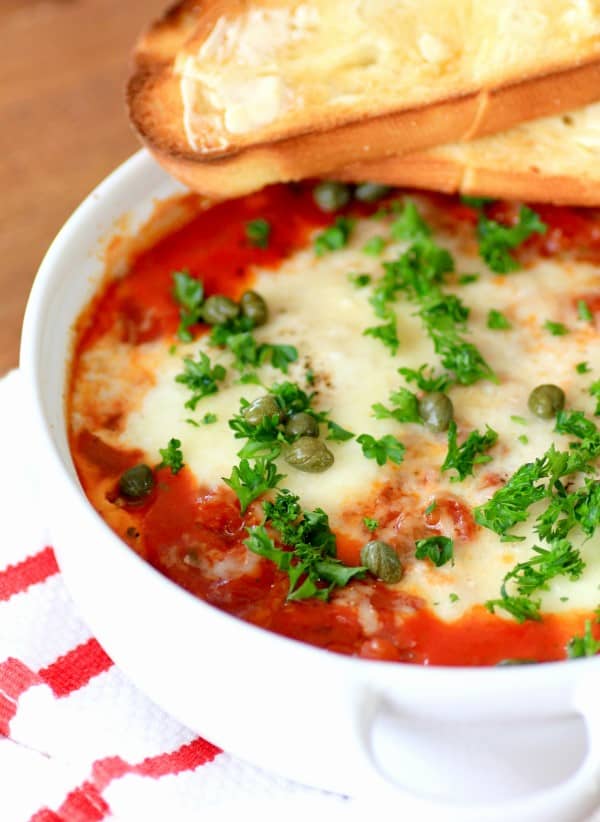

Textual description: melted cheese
[92,207,600,623]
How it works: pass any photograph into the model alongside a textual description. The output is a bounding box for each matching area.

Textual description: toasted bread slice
[336,103,600,205]
[129,0,600,198]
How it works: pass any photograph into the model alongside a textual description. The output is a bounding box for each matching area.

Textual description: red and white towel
[0,370,351,821]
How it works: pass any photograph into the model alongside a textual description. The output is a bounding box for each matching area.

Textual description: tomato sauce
[69,183,600,666]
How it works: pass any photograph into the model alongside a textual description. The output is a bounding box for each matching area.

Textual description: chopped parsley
[325,420,355,442]
[172,270,204,342]
[201,412,218,425]
[487,309,512,330]
[390,201,431,242]
[425,500,437,515]
[365,219,495,385]
[314,217,355,255]
[441,421,498,481]
[576,362,591,374]
[362,236,385,256]
[175,352,227,410]
[157,438,184,475]
[518,435,529,445]
[398,364,451,393]
[458,273,479,285]
[449,592,460,603]
[544,319,569,336]
[567,620,600,658]
[510,415,527,425]
[363,316,400,355]
[415,535,454,567]
[245,491,365,600]
[356,433,406,466]
[363,517,379,531]
[589,380,600,415]
[223,458,284,513]
[372,386,421,424]
[245,218,271,249]
[577,299,593,323]
[348,272,372,288]
[476,205,546,274]
[210,319,298,376]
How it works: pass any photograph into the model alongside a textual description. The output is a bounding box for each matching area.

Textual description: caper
[285,437,334,472]
[354,183,392,203]
[242,395,281,426]
[528,384,565,419]
[418,392,454,432]
[360,540,403,584]
[496,658,538,666]
[313,181,351,213]
[239,290,268,327]
[202,295,239,325]
[285,412,319,439]
[119,464,154,500]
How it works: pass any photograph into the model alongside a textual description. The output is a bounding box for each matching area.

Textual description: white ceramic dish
[20,150,600,822]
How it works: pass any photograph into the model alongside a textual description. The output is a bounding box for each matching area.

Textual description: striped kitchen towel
[0,370,351,821]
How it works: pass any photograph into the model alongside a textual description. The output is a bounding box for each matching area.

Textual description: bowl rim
[18,148,599,691]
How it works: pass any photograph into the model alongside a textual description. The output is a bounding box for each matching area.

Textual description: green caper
[496,659,538,666]
[285,437,334,472]
[239,290,268,327]
[360,540,403,584]
[354,182,392,203]
[418,392,454,432]
[119,464,154,500]
[313,181,351,213]
[285,412,319,439]
[202,295,240,325]
[528,384,565,419]
[242,395,281,426]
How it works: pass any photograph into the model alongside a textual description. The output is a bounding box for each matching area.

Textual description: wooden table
[0,0,167,374]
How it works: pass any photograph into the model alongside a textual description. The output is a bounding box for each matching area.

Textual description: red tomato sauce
[69,183,599,666]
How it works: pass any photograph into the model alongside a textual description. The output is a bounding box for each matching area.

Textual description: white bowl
[20,150,600,822]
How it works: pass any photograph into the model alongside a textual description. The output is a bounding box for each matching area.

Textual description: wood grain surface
[0,0,167,374]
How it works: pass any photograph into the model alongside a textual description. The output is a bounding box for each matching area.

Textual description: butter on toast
[128,0,600,198]
[337,103,600,205]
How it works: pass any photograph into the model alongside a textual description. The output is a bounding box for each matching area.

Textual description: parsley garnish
[348,272,372,288]
[477,205,546,274]
[449,592,460,602]
[577,299,593,323]
[210,320,298,376]
[567,620,600,658]
[368,228,495,385]
[223,458,284,513]
[175,352,227,410]
[390,201,431,242]
[157,438,184,475]
[589,380,600,415]
[398,364,451,393]
[201,412,218,424]
[510,415,527,425]
[325,420,355,442]
[363,316,399,355]
[172,270,204,342]
[372,386,421,424]
[458,273,479,285]
[314,217,355,256]
[246,218,271,249]
[245,491,365,600]
[544,320,569,336]
[363,236,385,256]
[441,421,498,481]
[487,309,512,330]
[363,517,379,531]
[415,535,454,567]
[357,433,406,466]
[576,362,591,374]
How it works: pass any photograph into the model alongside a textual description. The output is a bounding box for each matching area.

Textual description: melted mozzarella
[79,207,600,622]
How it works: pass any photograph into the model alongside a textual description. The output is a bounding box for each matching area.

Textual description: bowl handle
[352,672,600,822]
